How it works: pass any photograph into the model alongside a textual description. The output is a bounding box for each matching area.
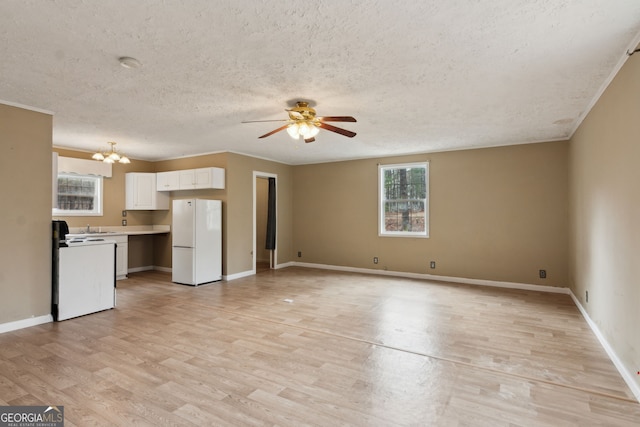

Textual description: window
[379,162,429,237]
[52,173,103,216]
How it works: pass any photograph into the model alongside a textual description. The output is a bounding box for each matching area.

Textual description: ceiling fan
[242,101,357,143]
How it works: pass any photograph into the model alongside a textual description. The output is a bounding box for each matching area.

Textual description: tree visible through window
[379,162,429,237]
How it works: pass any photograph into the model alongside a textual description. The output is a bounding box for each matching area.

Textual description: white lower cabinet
[113,235,128,280]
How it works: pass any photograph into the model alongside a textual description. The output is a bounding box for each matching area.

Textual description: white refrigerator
[172,199,222,285]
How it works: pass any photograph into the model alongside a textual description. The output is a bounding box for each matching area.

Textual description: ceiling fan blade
[258,124,289,139]
[317,116,357,122]
[317,122,357,138]
[242,119,289,123]
[304,137,315,143]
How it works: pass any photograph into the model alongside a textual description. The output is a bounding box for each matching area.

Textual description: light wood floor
[1,268,638,426]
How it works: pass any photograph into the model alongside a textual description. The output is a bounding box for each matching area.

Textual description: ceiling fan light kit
[287,121,320,140]
[243,101,357,143]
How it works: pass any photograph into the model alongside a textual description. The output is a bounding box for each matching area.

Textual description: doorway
[253,172,277,273]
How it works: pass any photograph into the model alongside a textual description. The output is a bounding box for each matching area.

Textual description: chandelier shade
[92,142,130,164]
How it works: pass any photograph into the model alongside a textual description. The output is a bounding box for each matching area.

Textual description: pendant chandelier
[92,141,131,164]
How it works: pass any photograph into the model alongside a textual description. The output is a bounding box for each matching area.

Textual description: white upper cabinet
[178,169,197,189]
[156,170,180,191]
[179,167,225,190]
[195,167,225,189]
[156,167,226,192]
[126,173,170,210]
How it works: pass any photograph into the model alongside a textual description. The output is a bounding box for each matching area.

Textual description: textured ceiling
[2,1,640,165]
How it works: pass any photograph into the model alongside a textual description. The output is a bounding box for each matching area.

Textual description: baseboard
[131,266,253,281]
[0,314,53,335]
[292,262,570,294]
[224,262,295,280]
[132,262,568,295]
[127,265,172,274]
[568,290,640,403]
[128,266,155,273]
[274,261,295,270]
[224,270,255,281]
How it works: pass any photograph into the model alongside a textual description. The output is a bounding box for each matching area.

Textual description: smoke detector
[118,56,141,69]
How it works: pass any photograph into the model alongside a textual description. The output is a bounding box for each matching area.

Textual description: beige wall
[52,150,230,272]
[569,55,640,392]
[154,153,229,271]
[53,148,159,270]
[54,142,570,285]
[0,104,52,324]
[155,152,294,276]
[225,152,294,275]
[52,149,294,277]
[53,147,156,229]
[293,142,569,286]
[0,105,569,328]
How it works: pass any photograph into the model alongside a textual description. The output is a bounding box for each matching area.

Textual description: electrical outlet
[586,290,589,303]
[539,269,546,279]
[430,261,436,269]
[297,251,302,258]
[373,257,379,264]
[122,219,127,226]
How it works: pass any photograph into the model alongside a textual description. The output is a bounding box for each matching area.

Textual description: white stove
[53,237,116,321]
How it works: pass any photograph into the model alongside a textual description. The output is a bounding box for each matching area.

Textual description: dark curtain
[265,177,276,250]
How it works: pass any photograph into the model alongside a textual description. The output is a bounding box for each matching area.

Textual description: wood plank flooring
[0,267,638,426]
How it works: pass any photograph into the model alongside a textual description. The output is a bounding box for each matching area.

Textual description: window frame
[52,173,104,217]
[378,161,429,238]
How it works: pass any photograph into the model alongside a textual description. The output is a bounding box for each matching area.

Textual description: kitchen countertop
[66,225,170,238]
